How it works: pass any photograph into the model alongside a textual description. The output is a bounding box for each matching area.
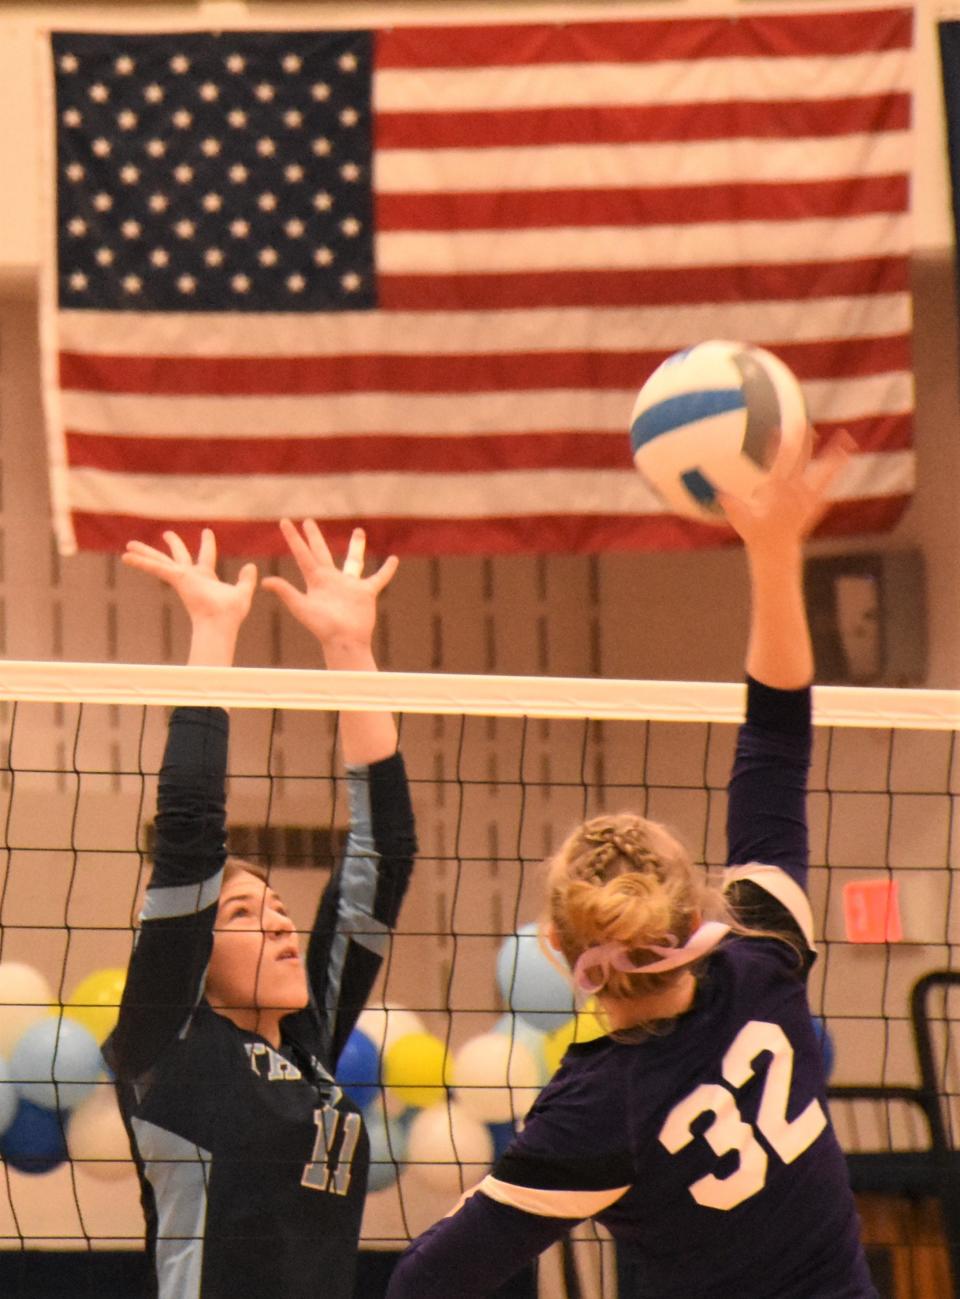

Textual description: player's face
[207,871,309,1017]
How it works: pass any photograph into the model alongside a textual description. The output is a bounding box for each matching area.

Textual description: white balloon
[451,1033,541,1123]
[356,1004,425,1056]
[0,963,55,1058]
[66,1081,133,1181]
[404,1100,493,1196]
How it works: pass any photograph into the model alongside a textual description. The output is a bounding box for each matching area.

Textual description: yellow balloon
[543,1003,607,1075]
[63,968,127,1044]
[383,1031,450,1109]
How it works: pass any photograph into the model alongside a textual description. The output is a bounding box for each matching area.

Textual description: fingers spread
[197,527,217,571]
[278,518,318,578]
[343,527,366,578]
[301,519,334,568]
[261,575,303,610]
[235,561,258,594]
[367,553,399,594]
[163,530,193,566]
[125,540,173,564]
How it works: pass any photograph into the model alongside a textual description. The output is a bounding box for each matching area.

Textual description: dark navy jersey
[387,680,876,1299]
[107,707,416,1299]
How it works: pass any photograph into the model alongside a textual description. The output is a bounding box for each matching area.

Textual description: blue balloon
[487,1119,517,1162]
[365,1105,409,1193]
[10,1017,103,1112]
[811,1015,836,1080]
[0,1055,17,1138]
[1,1100,68,1173]
[496,923,576,1033]
[336,1027,380,1111]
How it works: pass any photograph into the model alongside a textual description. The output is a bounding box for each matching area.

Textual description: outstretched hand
[718,429,855,555]
[123,529,258,626]
[262,521,398,662]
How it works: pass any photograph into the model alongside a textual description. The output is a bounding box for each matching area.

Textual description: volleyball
[629,340,811,523]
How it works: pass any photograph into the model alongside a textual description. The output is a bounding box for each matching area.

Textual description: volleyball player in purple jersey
[108,522,416,1299]
[388,434,876,1299]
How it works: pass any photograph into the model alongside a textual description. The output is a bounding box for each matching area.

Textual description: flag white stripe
[377,214,911,275]
[57,294,913,359]
[375,52,912,114]
[375,134,909,194]
[59,373,914,439]
[65,452,915,520]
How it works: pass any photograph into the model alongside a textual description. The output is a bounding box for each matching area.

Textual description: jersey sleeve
[386,1186,577,1299]
[107,706,228,1082]
[306,750,416,1064]
[723,676,816,957]
[388,1068,632,1298]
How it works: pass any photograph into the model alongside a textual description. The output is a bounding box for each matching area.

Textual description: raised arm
[264,523,416,1060]
[720,434,851,946]
[109,530,256,1079]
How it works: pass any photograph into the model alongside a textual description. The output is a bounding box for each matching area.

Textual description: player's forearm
[152,708,229,887]
[307,752,416,1054]
[319,640,398,766]
[744,542,814,690]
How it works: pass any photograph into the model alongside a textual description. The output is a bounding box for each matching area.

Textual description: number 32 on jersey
[659,1019,827,1211]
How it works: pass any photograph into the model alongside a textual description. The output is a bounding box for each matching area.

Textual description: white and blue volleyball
[629,340,810,523]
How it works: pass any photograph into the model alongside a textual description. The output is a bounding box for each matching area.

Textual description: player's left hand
[719,428,854,552]
[262,521,398,653]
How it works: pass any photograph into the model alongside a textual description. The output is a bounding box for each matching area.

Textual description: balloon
[450,1033,540,1124]
[10,1017,103,1112]
[0,1099,68,1174]
[405,1100,493,1195]
[383,1032,449,1109]
[356,1005,426,1056]
[364,1098,410,1193]
[0,963,55,1058]
[496,924,575,1032]
[66,1082,132,1181]
[335,1027,379,1111]
[811,1015,836,1080]
[0,1055,18,1137]
[543,1004,608,1076]
[63,967,127,1044]
[491,1014,548,1083]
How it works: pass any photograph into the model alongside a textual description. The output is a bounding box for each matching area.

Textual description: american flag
[44,11,914,557]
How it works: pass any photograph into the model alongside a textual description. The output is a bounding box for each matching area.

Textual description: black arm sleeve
[306,750,416,1064]
[107,707,228,1081]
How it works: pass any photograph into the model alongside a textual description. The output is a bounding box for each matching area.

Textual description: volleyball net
[0,661,956,1292]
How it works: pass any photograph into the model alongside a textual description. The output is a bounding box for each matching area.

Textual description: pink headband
[572,920,731,994]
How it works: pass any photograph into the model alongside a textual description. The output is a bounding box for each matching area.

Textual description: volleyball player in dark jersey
[107,521,416,1299]
[388,435,876,1299]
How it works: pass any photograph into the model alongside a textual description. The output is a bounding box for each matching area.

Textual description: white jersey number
[658,1020,827,1211]
[302,1104,362,1196]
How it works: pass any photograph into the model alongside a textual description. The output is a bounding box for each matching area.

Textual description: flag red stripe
[375,11,913,70]
[58,335,910,398]
[65,431,635,474]
[377,176,910,233]
[376,95,911,151]
[71,496,912,557]
[64,413,912,477]
[377,257,911,311]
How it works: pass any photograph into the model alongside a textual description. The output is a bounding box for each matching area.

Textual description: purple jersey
[387,680,876,1299]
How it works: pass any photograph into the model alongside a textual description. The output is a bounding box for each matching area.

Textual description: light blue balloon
[496,923,576,1033]
[0,1055,17,1136]
[492,1013,549,1084]
[365,1104,409,1193]
[10,1017,103,1112]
